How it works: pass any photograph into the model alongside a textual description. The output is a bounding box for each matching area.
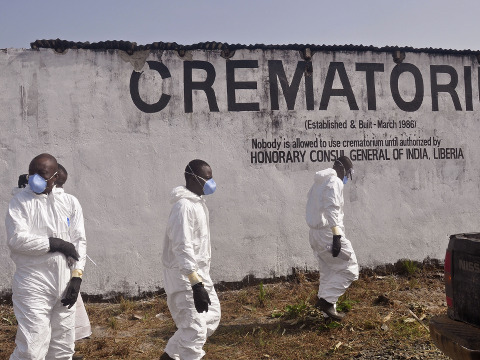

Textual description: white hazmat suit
[6,185,87,360]
[162,186,221,360]
[53,186,92,341]
[306,168,359,305]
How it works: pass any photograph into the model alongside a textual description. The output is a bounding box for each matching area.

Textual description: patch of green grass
[336,294,357,313]
[2,314,17,326]
[271,300,311,320]
[318,320,342,331]
[258,282,267,307]
[270,299,333,331]
[402,260,418,276]
[271,309,283,318]
[283,301,308,319]
[390,319,427,340]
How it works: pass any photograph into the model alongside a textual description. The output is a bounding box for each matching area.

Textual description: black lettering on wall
[269,60,314,110]
[130,61,171,113]
[430,65,462,111]
[226,60,260,112]
[319,62,359,110]
[184,61,219,113]
[355,63,384,110]
[464,66,473,111]
[390,63,424,112]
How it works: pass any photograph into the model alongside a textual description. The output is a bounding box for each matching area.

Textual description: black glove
[61,277,82,309]
[48,237,79,261]
[18,174,29,188]
[192,282,211,313]
[332,235,342,257]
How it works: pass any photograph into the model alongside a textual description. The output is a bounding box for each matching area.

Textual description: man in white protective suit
[306,155,359,321]
[53,164,92,348]
[6,153,87,360]
[161,159,221,360]
[12,165,90,359]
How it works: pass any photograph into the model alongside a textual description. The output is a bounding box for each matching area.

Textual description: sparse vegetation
[0,262,449,359]
[119,297,135,313]
[107,316,118,330]
[336,293,357,313]
[390,318,428,339]
[258,281,267,306]
[402,259,419,276]
[283,301,308,319]
[1,313,16,326]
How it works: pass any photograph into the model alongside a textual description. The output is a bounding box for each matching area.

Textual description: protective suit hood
[170,185,204,204]
[314,168,338,184]
[52,185,64,194]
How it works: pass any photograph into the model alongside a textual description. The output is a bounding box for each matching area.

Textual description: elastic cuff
[187,271,202,285]
[331,226,341,236]
[72,269,83,278]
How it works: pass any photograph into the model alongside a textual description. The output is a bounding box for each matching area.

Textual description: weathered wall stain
[118,49,150,72]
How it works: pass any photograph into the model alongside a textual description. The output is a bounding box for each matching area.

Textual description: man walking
[306,155,359,320]
[161,159,221,360]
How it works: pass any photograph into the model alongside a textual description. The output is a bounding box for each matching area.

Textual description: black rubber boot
[316,297,345,321]
[160,352,175,360]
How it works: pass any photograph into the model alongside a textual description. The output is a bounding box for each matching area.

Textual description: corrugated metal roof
[29,38,479,56]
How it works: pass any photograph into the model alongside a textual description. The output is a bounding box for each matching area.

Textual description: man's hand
[332,235,342,257]
[61,277,82,309]
[192,282,211,313]
[49,237,79,261]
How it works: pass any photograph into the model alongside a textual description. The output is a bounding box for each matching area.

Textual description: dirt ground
[0,260,449,360]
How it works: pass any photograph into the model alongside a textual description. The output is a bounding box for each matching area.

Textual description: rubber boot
[160,352,175,360]
[316,297,345,321]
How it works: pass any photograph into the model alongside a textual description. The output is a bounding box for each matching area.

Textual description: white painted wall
[1,47,478,296]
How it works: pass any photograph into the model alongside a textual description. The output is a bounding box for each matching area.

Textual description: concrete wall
[1,47,479,296]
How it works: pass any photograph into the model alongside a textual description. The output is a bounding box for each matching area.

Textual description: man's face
[190,165,213,196]
[29,159,58,194]
[56,171,67,188]
[334,162,353,181]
